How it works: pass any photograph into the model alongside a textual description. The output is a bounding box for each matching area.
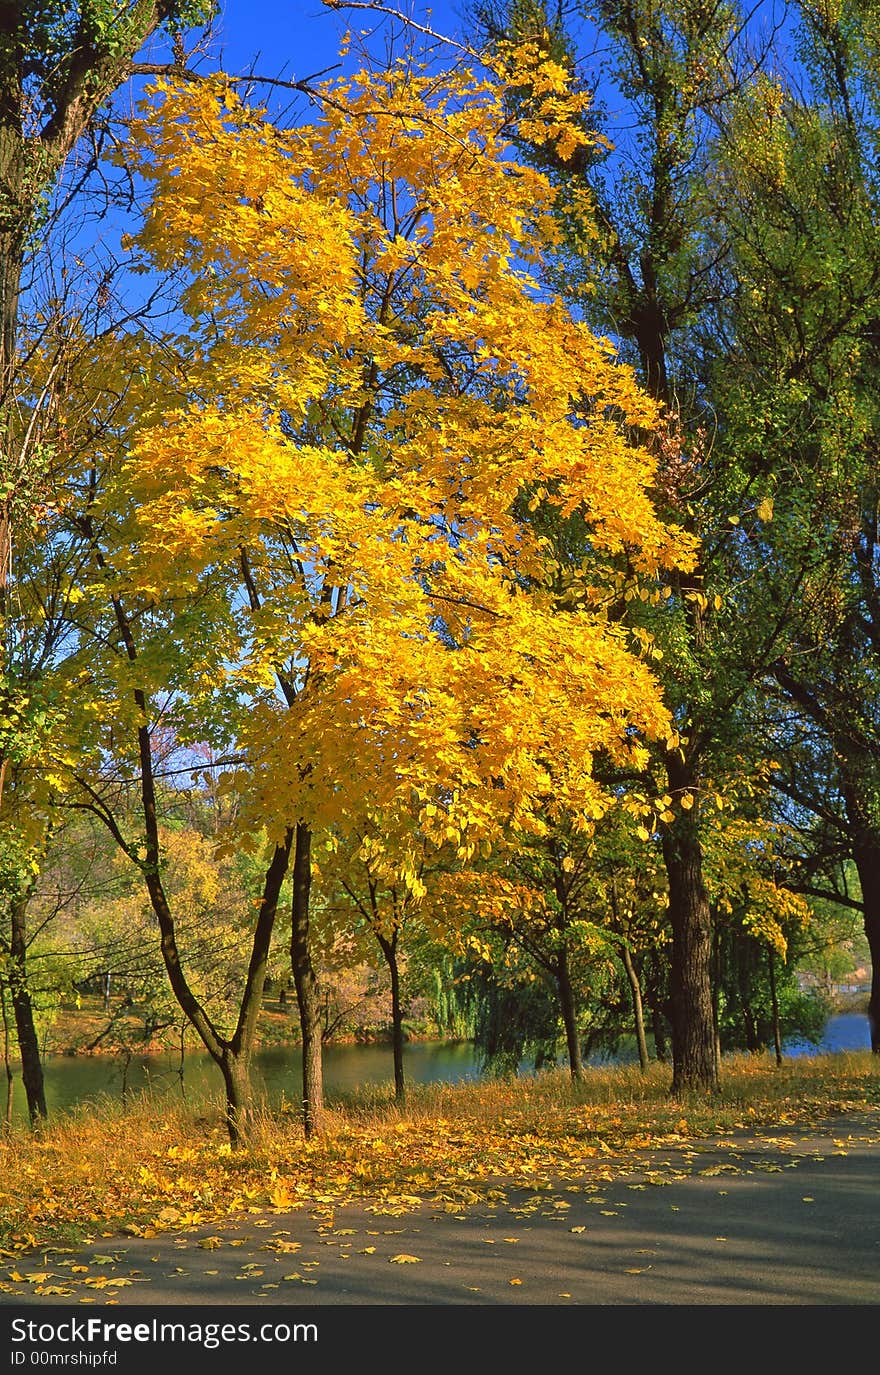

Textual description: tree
[0,2,217,1128]
[700,0,880,1050]
[1,0,218,626]
[469,0,831,1095]
[88,45,693,1131]
[317,816,441,1102]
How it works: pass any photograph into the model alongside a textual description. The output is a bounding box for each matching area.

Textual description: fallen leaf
[389,1254,421,1264]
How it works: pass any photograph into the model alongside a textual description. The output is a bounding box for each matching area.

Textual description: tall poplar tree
[474,0,771,1092]
[705,0,880,1051]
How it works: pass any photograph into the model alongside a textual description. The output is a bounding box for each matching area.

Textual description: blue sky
[197,1,474,83]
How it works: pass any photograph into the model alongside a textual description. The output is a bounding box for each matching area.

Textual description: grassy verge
[1,1050,878,1258]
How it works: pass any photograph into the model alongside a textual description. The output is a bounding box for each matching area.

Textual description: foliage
[92,54,692,859]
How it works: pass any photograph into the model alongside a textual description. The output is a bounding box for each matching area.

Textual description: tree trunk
[840,775,880,1054]
[662,760,718,1094]
[291,822,325,1136]
[95,584,293,1148]
[376,928,405,1102]
[711,925,722,1077]
[736,939,762,1054]
[620,941,649,1070]
[645,953,669,1062]
[9,892,46,1126]
[1,978,14,1128]
[768,946,783,1067]
[850,839,880,1054]
[556,946,584,1080]
[218,1049,255,1144]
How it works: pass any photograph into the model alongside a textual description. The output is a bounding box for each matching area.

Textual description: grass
[1,1049,877,1258]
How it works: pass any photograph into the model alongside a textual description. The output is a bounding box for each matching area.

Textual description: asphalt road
[2,1109,879,1311]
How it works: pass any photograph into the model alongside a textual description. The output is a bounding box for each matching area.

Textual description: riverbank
[33,993,426,1060]
[33,985,874,1061]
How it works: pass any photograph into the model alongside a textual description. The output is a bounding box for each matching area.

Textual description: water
[5,1038,483,1124]
[782,1011,872,1057]
[6,1012,872,1124]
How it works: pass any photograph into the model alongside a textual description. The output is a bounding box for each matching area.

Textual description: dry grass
[1,1049,877,1257]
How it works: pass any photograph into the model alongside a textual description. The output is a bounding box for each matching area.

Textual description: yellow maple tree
[107,50,695,849]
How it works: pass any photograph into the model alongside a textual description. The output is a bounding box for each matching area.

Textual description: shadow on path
[2,1109,879,1308]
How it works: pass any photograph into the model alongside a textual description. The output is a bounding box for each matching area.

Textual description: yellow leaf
[389,1254,421,1264]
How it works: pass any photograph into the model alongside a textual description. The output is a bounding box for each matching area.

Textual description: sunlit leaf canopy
[64,45,697,853]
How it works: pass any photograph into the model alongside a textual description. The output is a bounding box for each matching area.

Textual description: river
[6,1012,872,1125]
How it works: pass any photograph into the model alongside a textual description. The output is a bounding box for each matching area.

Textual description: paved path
[2,1109,879,1309]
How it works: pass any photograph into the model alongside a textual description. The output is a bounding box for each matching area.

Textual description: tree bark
[291,822,325,1136]
[1,978,13,1128]
[848,831,880,1053]
[8,889,46,1126]
[375,927,405,1102]
[556,946,584,1080]
[620,941,650,1070]
[838,770,880,1053]
[645,953,669,1062]
[768,946,783,1066]
[662,758,718,1094]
